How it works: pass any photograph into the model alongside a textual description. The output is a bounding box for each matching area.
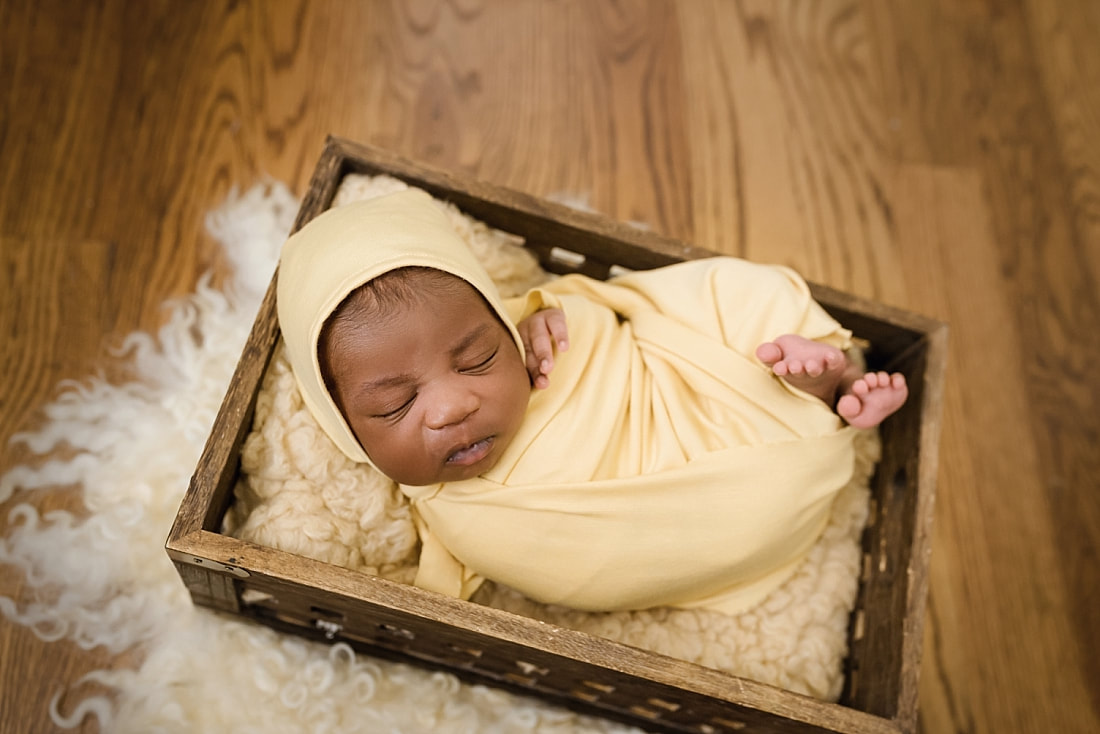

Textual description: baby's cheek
[508,360,533,416]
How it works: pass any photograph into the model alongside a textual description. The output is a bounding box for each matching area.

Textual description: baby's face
[325,280,530,486]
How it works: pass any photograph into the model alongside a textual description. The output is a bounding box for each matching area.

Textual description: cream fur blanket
[0,178,873,733]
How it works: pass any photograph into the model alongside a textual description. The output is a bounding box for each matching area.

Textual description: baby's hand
[517,308,569,389]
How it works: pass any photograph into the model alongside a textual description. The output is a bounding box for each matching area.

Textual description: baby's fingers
[526,322,557,374]
[520,309,569,389]
[525,342,549,387]
[542,308,570,353]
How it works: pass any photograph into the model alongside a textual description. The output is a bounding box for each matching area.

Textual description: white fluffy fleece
[226,174,879,703]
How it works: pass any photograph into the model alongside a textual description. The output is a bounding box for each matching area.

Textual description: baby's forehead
[327,268,497,341]
[334,267,470,321]
[326,283,505,375]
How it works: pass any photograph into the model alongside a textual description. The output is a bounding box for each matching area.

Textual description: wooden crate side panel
[237,569,899,734]
[839,325,945,732]
[329,138,714,268]
[172,528,898,734]
[165,278,278,539]
[244,609,883,734]
[168,142,350,543]
[171,561,239,614]
[843,400,918,719]
[895,324,948,731]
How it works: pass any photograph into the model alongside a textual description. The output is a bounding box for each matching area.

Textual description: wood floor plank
[867,2,1100,726]
[0,3,246,732]
[675,0,905,301]
[890,166,1098,733]
[1018,0,1100,709]
[309,0,694,235]
[1022,0,1100,280]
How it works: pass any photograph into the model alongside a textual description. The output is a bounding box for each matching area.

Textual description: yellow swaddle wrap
[278,189,857,615]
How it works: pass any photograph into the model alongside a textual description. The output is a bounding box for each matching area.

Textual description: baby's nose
[424,389,479,430]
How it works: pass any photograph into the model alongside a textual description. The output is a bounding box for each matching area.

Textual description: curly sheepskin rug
[0,179,873,733]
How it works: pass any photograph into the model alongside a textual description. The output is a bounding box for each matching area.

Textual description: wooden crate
[167,137,947,734]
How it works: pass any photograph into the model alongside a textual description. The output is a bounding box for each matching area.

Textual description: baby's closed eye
[372,393,416,420]
[459,348,498,374]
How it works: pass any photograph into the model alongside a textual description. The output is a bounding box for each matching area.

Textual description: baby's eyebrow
[449,323,492,356]
[355,373,415,398]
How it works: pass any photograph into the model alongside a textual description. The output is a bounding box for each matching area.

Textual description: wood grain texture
[2,1,1097,732]
[889,167,1097,733]
[865,1,1100,730]
[676,1,903,300]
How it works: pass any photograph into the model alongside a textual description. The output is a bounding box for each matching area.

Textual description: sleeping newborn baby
[276,189,906,614]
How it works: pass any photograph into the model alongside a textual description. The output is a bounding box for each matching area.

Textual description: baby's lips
[444,436,494,467]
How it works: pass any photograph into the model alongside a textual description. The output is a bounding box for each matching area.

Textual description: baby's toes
[837,394,862,421]
[755,342,782,366]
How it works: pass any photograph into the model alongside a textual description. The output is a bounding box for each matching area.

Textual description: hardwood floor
[1,1,1096,732]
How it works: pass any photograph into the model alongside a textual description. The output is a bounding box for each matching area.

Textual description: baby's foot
[756,334,847,404]
[836,372,908,429]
